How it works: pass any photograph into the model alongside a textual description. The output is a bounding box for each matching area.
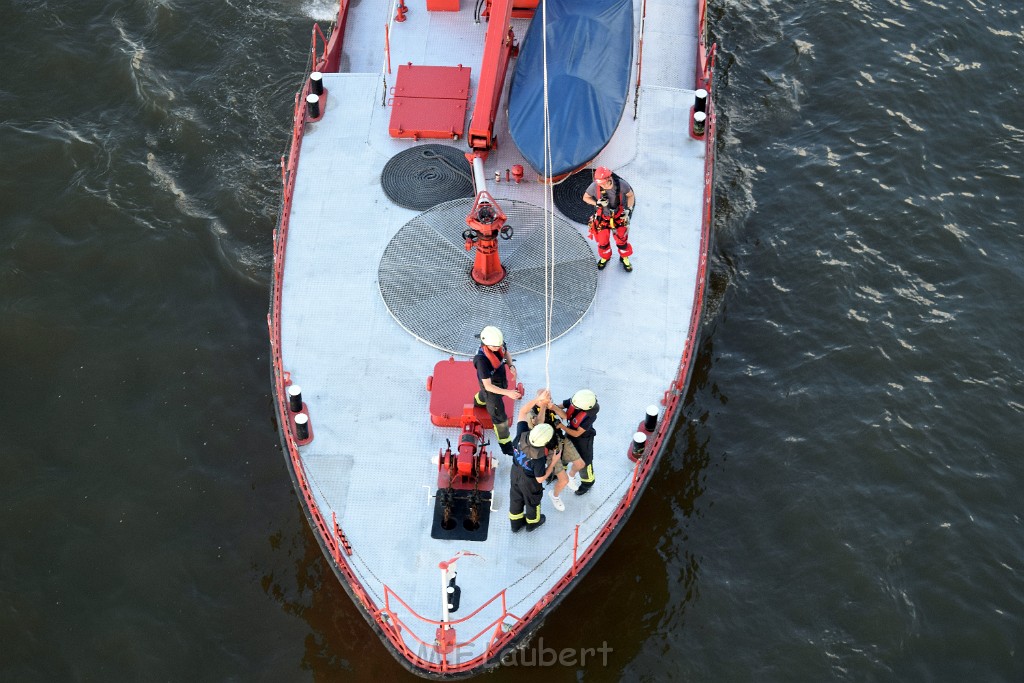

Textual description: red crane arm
[467,0,517,153]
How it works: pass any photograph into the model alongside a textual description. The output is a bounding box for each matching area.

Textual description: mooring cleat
[597,258,609,270]
[620,257,633,272]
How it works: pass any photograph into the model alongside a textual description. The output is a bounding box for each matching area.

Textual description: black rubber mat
[430,490,493,542]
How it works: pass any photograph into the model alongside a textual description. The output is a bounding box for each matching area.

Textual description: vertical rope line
[633,0,648,119]
[541,0,554,390]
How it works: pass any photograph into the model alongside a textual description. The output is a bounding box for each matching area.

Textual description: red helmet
[594,166,612,181]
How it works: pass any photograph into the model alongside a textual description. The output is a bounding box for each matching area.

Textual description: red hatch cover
[393,64,470,99]
[389,97,468,139]
[427,357,517,428]
[389,65,471,140]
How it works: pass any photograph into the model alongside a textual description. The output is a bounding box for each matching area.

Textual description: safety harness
[594,176,626,221]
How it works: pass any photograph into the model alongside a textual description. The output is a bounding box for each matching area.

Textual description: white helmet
[480,326,504,346]
[528,423,554,447]
[571,389,597,410]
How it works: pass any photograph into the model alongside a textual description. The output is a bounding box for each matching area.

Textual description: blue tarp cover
[507,0,634,177]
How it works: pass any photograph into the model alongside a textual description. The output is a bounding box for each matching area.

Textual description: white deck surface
[279,0,704,662]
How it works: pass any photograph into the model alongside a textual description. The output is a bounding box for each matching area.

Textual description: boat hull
[268,0,718,676]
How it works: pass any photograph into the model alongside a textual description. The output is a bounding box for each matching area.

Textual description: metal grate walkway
[377,198,598,355]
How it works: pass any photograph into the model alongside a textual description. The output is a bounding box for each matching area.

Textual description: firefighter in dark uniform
[549,389,599,495]
[509,392,559,532]
[582,166,635,271]
[473,326,521,456]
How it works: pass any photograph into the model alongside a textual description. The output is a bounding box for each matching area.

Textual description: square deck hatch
[389,64,472,140]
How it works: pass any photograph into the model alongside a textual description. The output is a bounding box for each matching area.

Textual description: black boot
[574,482,594,496]
[525,515,547,531]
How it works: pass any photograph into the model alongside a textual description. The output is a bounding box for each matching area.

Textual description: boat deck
[279,0,705,662]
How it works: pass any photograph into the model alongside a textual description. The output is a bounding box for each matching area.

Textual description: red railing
[312,23,329,67]
[376,585,525,673]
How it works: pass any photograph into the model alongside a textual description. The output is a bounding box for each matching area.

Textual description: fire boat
[268,0,716,677]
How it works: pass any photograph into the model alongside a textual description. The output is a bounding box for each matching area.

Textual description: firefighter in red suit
[582,166,635,272]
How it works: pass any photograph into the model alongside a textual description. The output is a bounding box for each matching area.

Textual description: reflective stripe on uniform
[526,504,542,524]
[579,464,595,484]
[494,420,511,443]
[509,511,525,520]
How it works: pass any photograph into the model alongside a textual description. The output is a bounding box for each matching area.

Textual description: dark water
[2,0,1022,680]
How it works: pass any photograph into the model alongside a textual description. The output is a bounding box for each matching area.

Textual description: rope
[541,0,555,392]
[633,0,648,119]
[380,145,475,210]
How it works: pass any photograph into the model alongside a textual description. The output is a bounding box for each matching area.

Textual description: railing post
[331,512,340,562]
[311,23,329,67]
[572,524,579,575]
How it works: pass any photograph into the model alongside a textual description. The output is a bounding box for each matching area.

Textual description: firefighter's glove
[596,197,609,208]
[625,207,633,221]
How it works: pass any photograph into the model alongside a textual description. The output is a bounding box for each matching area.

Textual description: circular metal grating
[378,198,598,355]
[381,145,475,211]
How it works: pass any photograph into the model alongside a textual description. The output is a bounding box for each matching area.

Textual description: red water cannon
[462,190,513,286]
